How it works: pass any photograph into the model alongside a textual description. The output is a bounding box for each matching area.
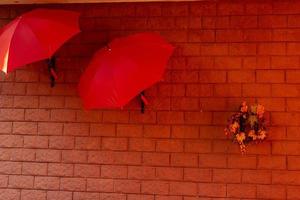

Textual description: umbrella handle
[48,57,57,87]
[140,91,148,114]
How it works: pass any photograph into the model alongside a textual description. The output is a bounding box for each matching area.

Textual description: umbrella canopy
[0,8,80,73]
[78,32,174,110]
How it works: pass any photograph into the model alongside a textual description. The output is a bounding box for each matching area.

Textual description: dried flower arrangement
[224,101,267,153]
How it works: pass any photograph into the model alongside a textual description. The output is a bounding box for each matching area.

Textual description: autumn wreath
[224,101,267,153]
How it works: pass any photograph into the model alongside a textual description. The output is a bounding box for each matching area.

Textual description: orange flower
[248,130,257,140]
[257,130,267,140]
[230,122,239,133]
[240,101,248,113]
[257,104,265,118]
[236,132,246,143]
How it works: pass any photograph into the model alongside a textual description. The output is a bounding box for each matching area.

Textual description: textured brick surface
[0,0,299,199]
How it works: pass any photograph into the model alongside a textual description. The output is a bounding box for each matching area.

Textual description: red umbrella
[0,8,80,86]
[78,32,174,112]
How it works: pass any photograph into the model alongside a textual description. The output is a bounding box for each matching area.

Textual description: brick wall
[0,0,300,199]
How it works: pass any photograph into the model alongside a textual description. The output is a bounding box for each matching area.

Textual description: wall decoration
[224,101,267,153]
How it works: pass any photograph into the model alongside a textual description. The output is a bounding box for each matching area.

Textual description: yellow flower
[257,104,265,118]
[236,132,246,143]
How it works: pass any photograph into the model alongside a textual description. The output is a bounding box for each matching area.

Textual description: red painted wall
[0,1,299,199]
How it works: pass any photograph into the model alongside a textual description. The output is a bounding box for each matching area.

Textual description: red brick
[102,137,127,151]
[128,166,156,180]
[184,140,212,153]
[190,2,216,16]
[21,190,46,200]
[0,189,20,200]
[87,178,114,192]
[73,192,99,200]
[136,4,161,16]
[171,153,198,167]
[100,193,126,200]
[272,171,300,185]
[25,109,50,121]
[198,183,226,197]
[103,110,129,123]
[51,109,76,122]
[217,2,244,15]
[228,155,257,169]
[88,151,114,164]
[75,137,101,150]
[258,155,286,169]
[244,29,272,42]
[0,109,24,121]
[117,125,143,137]
[38,122,63,135]
[228,70,255,83]
[230,16,257,28]
[90,123,115,136]
[24,136,48,148]
[216,30,244,42]
[186,57,214,70]
[22,163,47,176]
[114,179,141,193]
[0,96,13,108]
[74,164,99,178]
[12,122,36,135]
[8,175,33,188]
[162,4,188,16]
[200,44,228,56]
[184,112,212,125]
[171,97,199,111]
[129,111,157,123]
[60,178,86,191]
[287,186,300,200]
[259,15,287,28]
[258,43,286,55]
[256,70,285,83]
[1,83,26,95]
[157,111,184,124]
[129,138,155,152]
[64,123,89,136]
[48,163,73,177]
[171,71,198,83]
[242,84,271,97]
[101,165,127,179]
[273,2,300,14]
[227,184,256,198]
[213,169,241,183]
[143,152,169,166]
[188,30,215,42]
[142,181,169,195]
[47,191,72,200]
[245,2,272,14]
[156,167,183,181]
[156,140,184,152]
[36,149,61,162]
[34,176,59,190]
[271,56,299,69]
[49,136,74,149]
[287,70,300,83]
[76,110,101,122]
[184,168,211,182]
[229,43,256,56]
[14,96,38,108]
[271,112,300,126]
[171,125,199,138]
[257,185,286,199]
[215,84,241,97]
[169,182,197,195]
[242,170,271,184]
[145,126,171,139]
[0,135,23,148]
